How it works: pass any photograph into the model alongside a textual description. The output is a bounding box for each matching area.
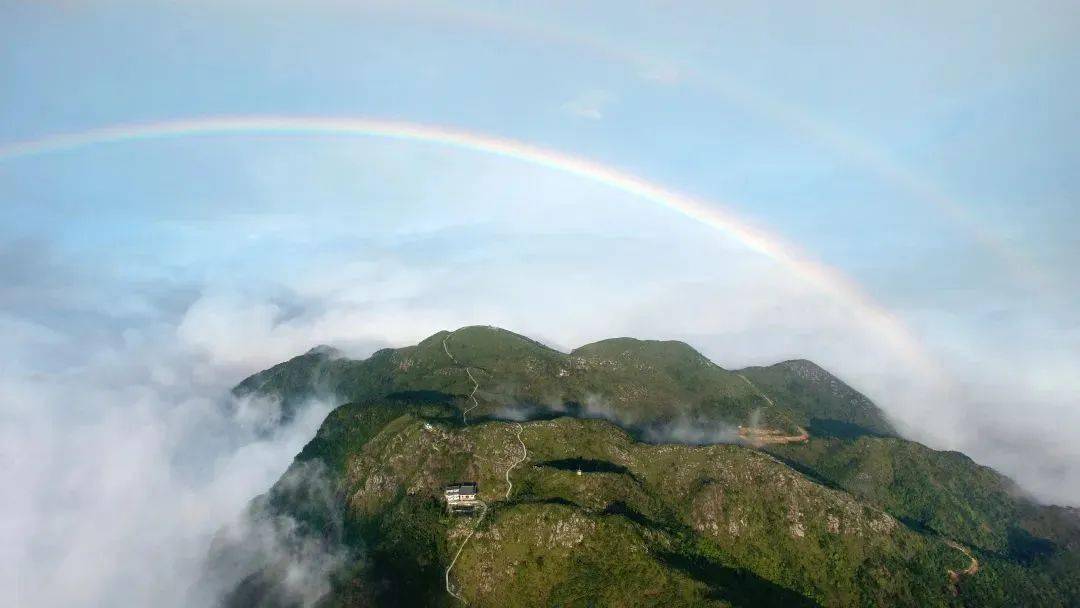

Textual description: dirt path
[505,423,527,499]
[443,335,481,423]
[737,373,777,407]
[445,500,488,603]
[442,334,530,604]
[737,426,810,445]
[443,424,530,604]
[945,540,979,594]
[736,374,809,445]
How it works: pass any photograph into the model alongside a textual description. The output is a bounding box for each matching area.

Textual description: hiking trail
[444,501,488,603]
[442,332,530,604]
[945,540,980,594]
[505,422,527,499]
[443,334,481,423]
[736,374,809,445]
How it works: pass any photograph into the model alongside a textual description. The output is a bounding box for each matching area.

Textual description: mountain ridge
[215,326,1079,607]
[234,325,897,441]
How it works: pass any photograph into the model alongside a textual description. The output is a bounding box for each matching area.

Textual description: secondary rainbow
[398,3,1042,289]
[0,115,939,378]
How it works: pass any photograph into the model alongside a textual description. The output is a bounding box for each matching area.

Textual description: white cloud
[0,298,333,608]
[561,89,616,120]
[1,133,1078,608]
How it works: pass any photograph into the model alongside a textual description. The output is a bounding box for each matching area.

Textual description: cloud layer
[0,288,334,607]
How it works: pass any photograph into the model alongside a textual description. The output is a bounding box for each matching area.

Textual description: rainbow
[0,115,939,378]
[369,4,1041,289]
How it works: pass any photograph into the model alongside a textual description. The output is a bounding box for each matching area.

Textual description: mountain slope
[216,327,1080,607]
[234,326,887,438]
[740,359,897,438]
[767,436,1080,605]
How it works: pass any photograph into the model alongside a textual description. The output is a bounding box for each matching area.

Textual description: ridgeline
[215,326,1080,607]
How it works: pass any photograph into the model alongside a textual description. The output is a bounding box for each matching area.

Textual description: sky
[1,1,1079,606]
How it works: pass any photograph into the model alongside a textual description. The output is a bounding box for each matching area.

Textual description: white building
[444,482,479,513]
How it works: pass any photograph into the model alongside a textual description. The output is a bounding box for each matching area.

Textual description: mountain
[233,326,868,438]
[215,326,1080,607]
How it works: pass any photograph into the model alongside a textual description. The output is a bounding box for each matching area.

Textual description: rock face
[217,327,1080,607]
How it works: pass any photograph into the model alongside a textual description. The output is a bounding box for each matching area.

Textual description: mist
[196,459,352,608]
[0,269,337,607]
[490,391,755,447]
[3,180,1078,606]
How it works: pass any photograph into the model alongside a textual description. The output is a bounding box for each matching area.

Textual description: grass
[255,409,1068,606]
[223,327,1080,607]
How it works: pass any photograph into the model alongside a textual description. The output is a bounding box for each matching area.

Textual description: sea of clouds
[0,238,351,607]
[0,312,335,606]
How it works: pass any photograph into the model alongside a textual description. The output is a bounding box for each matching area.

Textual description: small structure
[444,482,479,513]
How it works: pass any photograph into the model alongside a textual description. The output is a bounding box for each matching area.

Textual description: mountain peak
[220,326,1080,607]
[304,344,342,358]
[738,359,897,438]
[233,327,885,441]
[444,325,561,351]
[571,336,716,367]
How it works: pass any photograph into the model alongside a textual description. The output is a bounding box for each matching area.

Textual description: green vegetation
[222,327,1080,607]
[768,437,1080,606]
[739,359,897,438]
[234,326,882,436]
[768,437,1020,550]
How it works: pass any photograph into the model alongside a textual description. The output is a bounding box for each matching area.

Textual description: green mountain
[234,326,850,437]
[217,326,1079,607]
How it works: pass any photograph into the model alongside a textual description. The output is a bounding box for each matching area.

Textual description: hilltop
[234,325,895,441]
[215,327,1080,607]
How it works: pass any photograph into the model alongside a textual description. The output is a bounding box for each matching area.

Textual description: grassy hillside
[739,360,897,438]
[219,396,1078,607]
[767,437,1080,606]
[218,327,1080,607]
[234,326,892,438]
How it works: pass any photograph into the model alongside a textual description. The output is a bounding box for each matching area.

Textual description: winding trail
[734,373,812,444]
[505,423,528,499]
[736,374,809,444]
[945,540,980,593]
[443,424,530,603]
[444,501,488,604]
[443,335,481,423]
[441,333,530,604]
[737,373,777,407]
[442,335,458,363]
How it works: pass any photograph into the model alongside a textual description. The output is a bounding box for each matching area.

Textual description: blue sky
[1,2,1079,605]
[3,1,1077,275]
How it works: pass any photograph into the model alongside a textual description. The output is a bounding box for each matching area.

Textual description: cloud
[561,89,616,120]
[0,275,335,607]
[1,129,1078,607]
[579,393,744,445]
[196,460,351,607]
[491,394,744,446]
